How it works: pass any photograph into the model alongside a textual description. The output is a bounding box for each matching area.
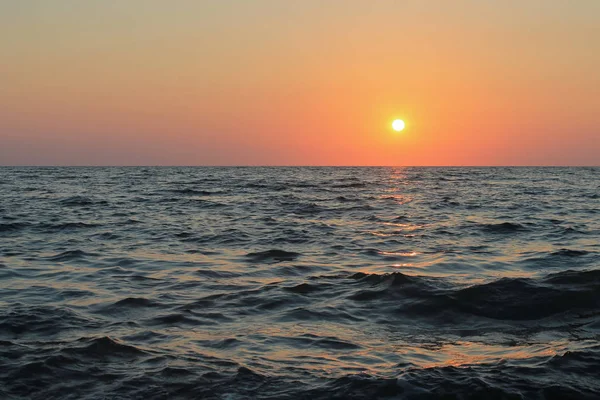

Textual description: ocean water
[1,166,599,399]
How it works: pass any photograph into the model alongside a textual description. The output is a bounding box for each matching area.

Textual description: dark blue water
[1,167,599,399]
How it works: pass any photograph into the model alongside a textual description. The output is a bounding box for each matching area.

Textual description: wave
[293,202,326,215]
[0,222,29,233]
[63,336,146,359]
[147,267,600,325]
[245,249,300,262]
[108,297,160,309]
[335,195,358,202]
[182,231,252,245]
[347,269,600,321]
[244,182,288,191]
[5,360,594,399]
[40,222,102,232]
[0,305,101,337]
[349,271,416,286]
[146,313,204,327]
[550,249,589,257]
[45,249,96,261]
[58,195,107,206]
[167,188,224,196]
[332,182,367,188]
[283,282,322,294]
[480,221,528,233]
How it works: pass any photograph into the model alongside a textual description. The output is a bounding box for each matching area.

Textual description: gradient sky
[1,1,599,166]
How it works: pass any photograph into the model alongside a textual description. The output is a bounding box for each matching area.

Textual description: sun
[392,119,405,132]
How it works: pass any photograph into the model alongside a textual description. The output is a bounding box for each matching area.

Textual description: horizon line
[0,165,598,168]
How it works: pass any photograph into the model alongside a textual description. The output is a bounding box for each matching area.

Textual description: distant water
[1,167,599,399]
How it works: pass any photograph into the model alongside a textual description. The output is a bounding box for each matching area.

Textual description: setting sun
[392,119,405,132]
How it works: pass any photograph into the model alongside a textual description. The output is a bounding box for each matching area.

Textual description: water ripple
[0,166,599,398]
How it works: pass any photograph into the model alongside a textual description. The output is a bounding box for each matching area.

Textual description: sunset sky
[1,1,599,166]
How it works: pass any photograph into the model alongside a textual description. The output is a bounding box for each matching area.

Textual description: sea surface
[1,167,599,399]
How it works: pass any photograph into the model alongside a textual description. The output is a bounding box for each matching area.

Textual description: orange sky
[1,1,599,165]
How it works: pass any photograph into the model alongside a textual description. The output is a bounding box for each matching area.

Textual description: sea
[0,167,599,399]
